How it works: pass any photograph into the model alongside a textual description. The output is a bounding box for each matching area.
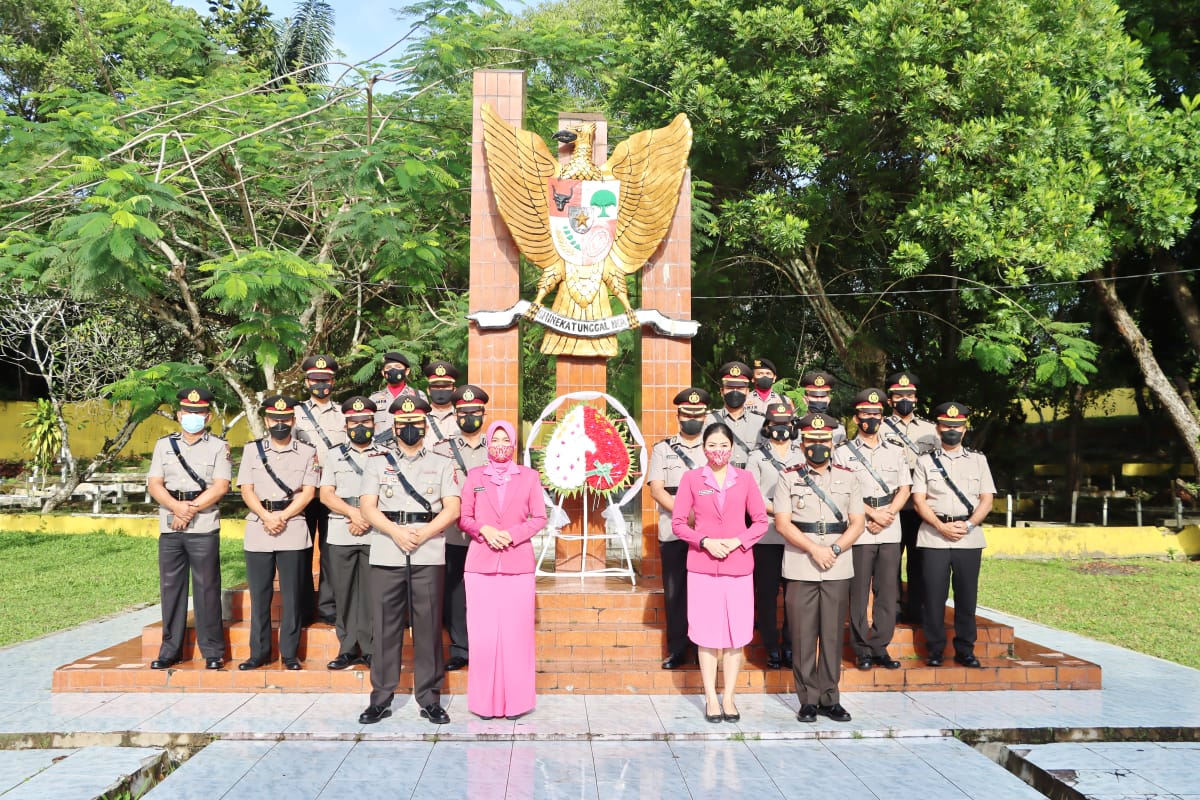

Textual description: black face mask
[309,383,332,399]
[348,424,373,445]
[806,399,829,414]
[397,424,424,446]
[268,423,292,441]
[724,390,747,409]
[893,398,915,417]
[754,376,774,390]
[679,418,704,436]
[804,443,832,465]
[939,429,964,446]
[768,424,793,441]
[858,417,881,435]
[430,388,454,406]
[384,368,407,386]
[457,414,483,434]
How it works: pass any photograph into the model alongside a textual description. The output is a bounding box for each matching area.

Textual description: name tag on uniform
[473,486,486,492]
[698,489,714,496]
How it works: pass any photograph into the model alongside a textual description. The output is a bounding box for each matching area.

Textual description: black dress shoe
[926,655,944,667]
[954,653,982,668]
[359,654,372,667]
[505,711,529,721]
[359,703,392,725]
[150,656,181,670]
[766,650,782,669]
[327,653,358,670]
[856,655,874,671]
[797,704,818,723]
[421,703,451,724]
[205,658,223,670]
[239,656,270,671]
[445,656,469,671]
[661,652,689,670]
[318,614,337,626]
[817,703,852,722]
[780,649,793,668]
[283,657,302,670]
[872,655,901,670]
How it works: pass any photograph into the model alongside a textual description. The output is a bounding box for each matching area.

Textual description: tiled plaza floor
[1,602,1198,798]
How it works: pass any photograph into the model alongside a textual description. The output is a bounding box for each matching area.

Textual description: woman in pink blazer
[458,420,548,719]
[672,422,769,723]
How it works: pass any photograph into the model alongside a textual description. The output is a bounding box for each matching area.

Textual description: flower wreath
[523,391,648,535]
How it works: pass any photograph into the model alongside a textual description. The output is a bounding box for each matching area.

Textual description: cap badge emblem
[688,392,700,404]
[352,399,365,411]
[274,398,287,410]
[463,389,475,401]
[435,365,446,376]
[187,390,200,403]
[814,376,826,387]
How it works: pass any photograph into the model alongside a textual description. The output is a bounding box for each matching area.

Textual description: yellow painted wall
[0,402,253,462]
[0,513,246,541]
[1020,387,1139,423]
[985,525,1197,559]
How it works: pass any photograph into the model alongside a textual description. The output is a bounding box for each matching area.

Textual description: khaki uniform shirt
[745,441,805,546]
[320,443,378,546]
[236,438,320,552]
[646,435,704,542]
[912,447,995,550]
[773,465,863,581]
[425,407,460,445]
[705,408,766,468]
[369,384,427,436]
[833,437,911,544]
[147,432,232,534]
[748,390,794,418]
[882,414,938,509]
[362,445,459,566]
[432,434,488,546]
[293,399,348,466]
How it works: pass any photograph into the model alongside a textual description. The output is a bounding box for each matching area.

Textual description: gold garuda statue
[474,104,694,358]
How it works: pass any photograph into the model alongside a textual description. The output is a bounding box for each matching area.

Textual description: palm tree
[271,0,334,87]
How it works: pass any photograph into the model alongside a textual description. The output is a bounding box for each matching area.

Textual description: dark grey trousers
[787,579,850,707]
[328,543,372,657]
[244,549,307,661]
[158,530,224,660]
[850,542,901,658]
[920,547,982,659]
[443,543,469,661]
[369,563,445,708]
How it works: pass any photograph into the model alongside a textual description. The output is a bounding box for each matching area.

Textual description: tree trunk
[219,366,265,438]
[1065,384,1084,494]
[1163,258,1200,357]
[1093,274,1200,475]
[41,397,77,513]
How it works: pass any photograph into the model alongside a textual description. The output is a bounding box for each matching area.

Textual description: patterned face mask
[705,449,732,468]
[488,443,514,463]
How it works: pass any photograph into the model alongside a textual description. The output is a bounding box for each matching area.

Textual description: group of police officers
[147,352,994,726]
[648,359,995,722]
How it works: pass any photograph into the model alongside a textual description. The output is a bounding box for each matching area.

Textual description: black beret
[381,352,410,368]
[751,357,777,373]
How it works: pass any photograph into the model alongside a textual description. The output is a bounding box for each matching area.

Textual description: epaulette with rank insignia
[782,463,806,474]
[833,464,854,472]
[965,446,982,454]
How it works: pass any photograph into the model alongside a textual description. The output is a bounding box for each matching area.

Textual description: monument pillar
[468,70,526,423]
[639,175,692,577]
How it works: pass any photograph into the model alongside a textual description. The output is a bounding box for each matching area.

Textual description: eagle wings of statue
[480,104,693,357]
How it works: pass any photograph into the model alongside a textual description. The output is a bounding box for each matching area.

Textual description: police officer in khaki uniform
[647,387,709,669]
[705,362,765,468]
[834,389,911,671]
[912,402,995,668]
[146,387,232,670]
[434,384,490,671]
[774,413,864,723]
[359,396,460,726]
[237,395,320,671]
[423,360,461,444]
[747,357,795,417]
[881,371,940,624]
[295,354,347,625]
[746,402,803,669]
[320,396,380,670]
[369,352,427,444]
[799,370,847,444]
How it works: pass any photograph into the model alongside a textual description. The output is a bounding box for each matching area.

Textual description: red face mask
[705,449,732,468]
[488,443,514,463]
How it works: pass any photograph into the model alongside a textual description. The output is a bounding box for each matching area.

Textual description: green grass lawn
[981,557,1200,670]
[0,530,247,648]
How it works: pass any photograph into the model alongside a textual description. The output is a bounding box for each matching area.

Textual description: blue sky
[174,0,528,68]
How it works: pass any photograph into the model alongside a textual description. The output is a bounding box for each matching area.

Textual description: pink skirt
[465,572,536,718]
[687,572,754,649]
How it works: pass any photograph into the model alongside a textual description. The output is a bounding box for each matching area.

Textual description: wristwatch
[831,544,842,556]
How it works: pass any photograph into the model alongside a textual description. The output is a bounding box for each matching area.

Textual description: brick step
[54,635,1100,694]
[142,610,1013,662]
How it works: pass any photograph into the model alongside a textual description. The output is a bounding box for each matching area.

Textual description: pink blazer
[671,466,769,576]
[459,465,549,575]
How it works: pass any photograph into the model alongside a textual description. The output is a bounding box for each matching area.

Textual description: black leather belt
[665,487,678,496]
[340,496,361,508]
[864,491,896,509]
[384,510,433,525]
[937,514,970,523]
[170,490,202,501]
[262,499,290,512]
[794,521,848,535]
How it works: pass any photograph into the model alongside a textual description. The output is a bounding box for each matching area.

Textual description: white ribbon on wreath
[523,390,649,542]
